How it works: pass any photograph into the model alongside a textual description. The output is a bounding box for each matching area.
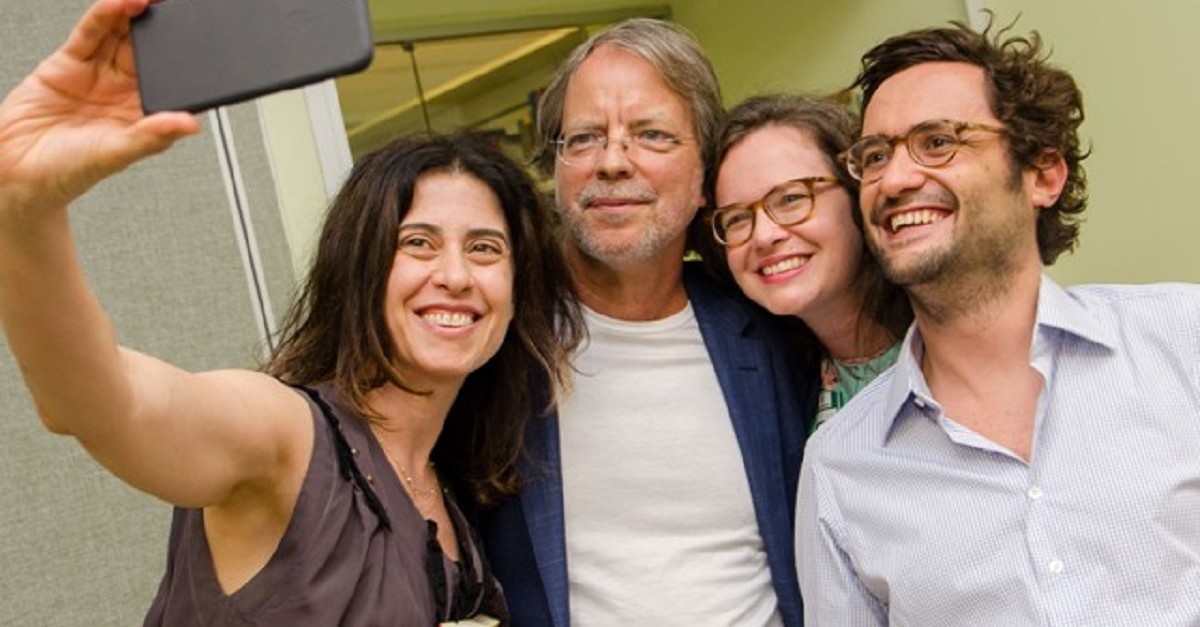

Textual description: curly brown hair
[852,18,1089,264]
[264,133,584,506]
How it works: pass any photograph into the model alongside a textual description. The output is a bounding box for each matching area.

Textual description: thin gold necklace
[370,428,441,510]
[393,457,439,501]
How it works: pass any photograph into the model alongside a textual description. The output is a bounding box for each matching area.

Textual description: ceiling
[334,1,671,157]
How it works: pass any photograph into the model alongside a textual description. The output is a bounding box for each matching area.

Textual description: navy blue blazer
[477,264,816,627]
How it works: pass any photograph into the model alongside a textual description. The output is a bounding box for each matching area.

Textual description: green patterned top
[813,340,902,434]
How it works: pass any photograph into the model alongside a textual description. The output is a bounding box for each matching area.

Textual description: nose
[593,135,634,180]
[871,144,927,204]
[748,206,790,249]
[432,250,473,293]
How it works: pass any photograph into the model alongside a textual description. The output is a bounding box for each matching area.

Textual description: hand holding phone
[131,0,374,114]
[0,0,201,213]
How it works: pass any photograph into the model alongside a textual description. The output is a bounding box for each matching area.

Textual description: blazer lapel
[684,267,799,613]
[690,287,788,518]
[519,410,571,627]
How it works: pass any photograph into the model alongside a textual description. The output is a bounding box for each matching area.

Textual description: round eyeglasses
[710,176,840,248]
[552,128,691,168]
[840,119,1006,183]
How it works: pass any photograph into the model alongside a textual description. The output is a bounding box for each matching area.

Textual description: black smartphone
[131,0,374,114]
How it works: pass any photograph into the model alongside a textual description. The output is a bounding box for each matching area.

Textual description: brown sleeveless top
[143,384,508,626]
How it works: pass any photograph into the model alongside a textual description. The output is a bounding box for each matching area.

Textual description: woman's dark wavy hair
[701,94,912,361]
[852,17,1088,264]
[264,133,584,506]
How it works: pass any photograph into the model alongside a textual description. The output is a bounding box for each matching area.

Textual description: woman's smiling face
[385,171,515,387]
[716,125,866,324]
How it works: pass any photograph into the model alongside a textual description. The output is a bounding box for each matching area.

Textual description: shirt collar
[880,275,1118,434]
[880,323,928,426]
[1034,275,1118,350]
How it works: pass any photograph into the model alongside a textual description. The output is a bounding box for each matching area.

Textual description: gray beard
[561,211,670,268]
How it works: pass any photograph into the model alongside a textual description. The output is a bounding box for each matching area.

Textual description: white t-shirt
[559,303,783,627]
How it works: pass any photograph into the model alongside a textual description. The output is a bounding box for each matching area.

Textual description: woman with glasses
[703,95,911,432]
[0,1,583,624]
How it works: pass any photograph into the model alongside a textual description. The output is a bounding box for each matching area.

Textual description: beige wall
[675,0,1200,285]
[259,88,330,274]
[265,1,1200,286]
[981,0,1200,284]
[675,0,966,101]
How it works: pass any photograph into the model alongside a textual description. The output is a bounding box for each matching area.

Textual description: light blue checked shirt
[797,277,1200,626]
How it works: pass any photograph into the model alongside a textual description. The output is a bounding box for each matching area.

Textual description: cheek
[834,208,866,249]
[493,267,516,320]
[501,288,516,324]
[646,153,704,203]
[385,264,416,307]
[555,167,585,199]
[829,225,866,268]
[807,209,866,271]
[686,171,704,208]
[725,245,751,273]
[858,183,881,216]
[725,248,763,297]
[670,163,705,209]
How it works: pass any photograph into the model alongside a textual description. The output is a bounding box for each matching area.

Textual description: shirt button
[1048,559,1064,574]
[1028,486,1044,500]
[365,474,374,484]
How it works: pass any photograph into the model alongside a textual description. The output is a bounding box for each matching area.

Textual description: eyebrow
[563,111,681,131]
[400,223,510,242]
[628,115,678,129]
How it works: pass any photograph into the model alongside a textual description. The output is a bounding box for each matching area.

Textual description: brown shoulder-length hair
[264,133,584,506]
[701,94,912,360]
[852,18,1089,265]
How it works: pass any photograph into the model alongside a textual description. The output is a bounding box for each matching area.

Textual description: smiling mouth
[761,256,809,276]
[587,198,646,209]
[421,311,477,328]
[887,209,949,234]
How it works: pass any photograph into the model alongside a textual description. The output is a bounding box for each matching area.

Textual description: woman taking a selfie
[0,0,581,624]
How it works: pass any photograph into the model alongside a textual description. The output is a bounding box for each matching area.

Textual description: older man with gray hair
[477,18,811,627]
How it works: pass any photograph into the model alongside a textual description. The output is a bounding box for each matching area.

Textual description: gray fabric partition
[1,1,298,624]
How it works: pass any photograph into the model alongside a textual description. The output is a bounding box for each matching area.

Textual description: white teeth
[890,209,944,232]
[761,257,807,276]
[422,311,475,328]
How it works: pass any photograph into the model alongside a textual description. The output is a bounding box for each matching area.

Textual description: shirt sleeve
[797,451,888,626]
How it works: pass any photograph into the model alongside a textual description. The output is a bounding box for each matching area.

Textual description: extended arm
[0,0,308,509]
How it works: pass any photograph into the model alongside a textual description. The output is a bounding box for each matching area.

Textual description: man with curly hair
[796,21,1200,624]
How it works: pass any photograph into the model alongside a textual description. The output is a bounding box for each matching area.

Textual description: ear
[1026,149,1068,209]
